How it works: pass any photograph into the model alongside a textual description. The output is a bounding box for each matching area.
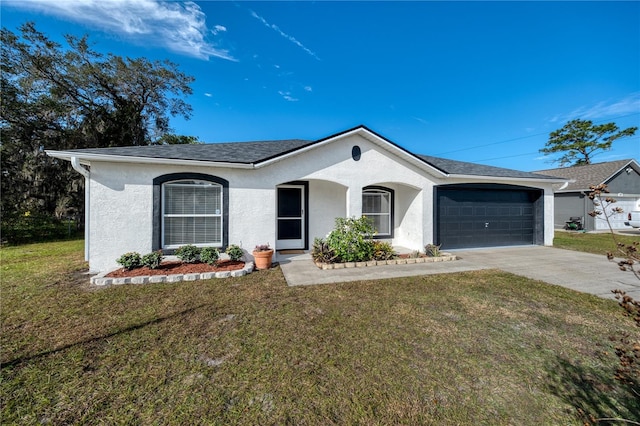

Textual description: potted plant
[253,243,274,270]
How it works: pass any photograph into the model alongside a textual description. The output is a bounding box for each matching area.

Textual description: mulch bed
[106,260,245,278]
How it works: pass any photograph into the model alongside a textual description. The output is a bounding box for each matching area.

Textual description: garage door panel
[437,187,540,249]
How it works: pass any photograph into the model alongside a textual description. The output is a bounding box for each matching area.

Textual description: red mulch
[106,260,245,278]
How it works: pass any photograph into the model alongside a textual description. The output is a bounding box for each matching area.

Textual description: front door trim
[276,181,309,250]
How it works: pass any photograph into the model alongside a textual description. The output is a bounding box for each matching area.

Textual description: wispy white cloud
[278,91,298,102]
[204,93,213,97]
[4,0,235,61]
[250,9,320,60]
[304,86,313,92]
[212,25,227,35]
[549,92,640,123]
[411,116,429,125]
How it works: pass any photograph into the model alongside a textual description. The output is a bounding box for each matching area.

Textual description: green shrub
[116,252,142,270]
[1,212,80,245]
[225,244,244,261]
[424,244,442,257]
[175,245,201,263]
[326,216,376,263]
[141,251,163,269]
[200,247,220,265]
[372,241,396,260]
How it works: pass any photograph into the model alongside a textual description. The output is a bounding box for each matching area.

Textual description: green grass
[553,230,639,255]
[2,239,639,424]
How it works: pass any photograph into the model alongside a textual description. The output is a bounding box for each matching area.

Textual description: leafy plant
[254,243,272,252]
[326,216,376,263]
[116,252,142,270]
[175,245,201,263]
[424,244,442,257]
[1,212,80,245]
[200,247,220,265]
[141,251,163,269]
[372,241,396,260]
[311,238,337,264]
[225,244,244,261]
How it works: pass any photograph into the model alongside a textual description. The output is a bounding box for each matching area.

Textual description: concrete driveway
[278,246,640,300]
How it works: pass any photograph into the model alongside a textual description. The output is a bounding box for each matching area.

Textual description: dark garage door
[436,185,542,249]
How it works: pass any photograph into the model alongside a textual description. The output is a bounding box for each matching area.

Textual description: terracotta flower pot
[253,249,274,270]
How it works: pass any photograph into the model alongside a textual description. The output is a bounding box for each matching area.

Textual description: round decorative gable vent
[352,145,361,161]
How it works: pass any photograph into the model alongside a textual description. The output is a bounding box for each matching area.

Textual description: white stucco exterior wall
[80,132,558,273]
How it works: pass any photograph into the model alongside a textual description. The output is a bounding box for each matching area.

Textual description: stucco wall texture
[86,134,555,273]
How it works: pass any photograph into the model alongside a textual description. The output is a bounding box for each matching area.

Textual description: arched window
[362,186,394,237]
[153,173,228,252]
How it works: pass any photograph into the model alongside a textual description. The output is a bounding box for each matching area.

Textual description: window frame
[362,186,394,238]
[161,179,223,249]
[152,173,229,254]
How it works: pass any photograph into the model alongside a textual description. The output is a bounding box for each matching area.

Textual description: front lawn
[2,240,638,424]
[554,230,639,256]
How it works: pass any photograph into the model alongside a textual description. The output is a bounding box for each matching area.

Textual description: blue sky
[2,0,639,171]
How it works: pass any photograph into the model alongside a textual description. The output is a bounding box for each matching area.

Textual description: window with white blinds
[162,180,223,248]
[362,188,392,236]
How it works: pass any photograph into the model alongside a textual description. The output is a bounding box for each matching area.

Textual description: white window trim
[162,180,224,249]
[362,188,392,237]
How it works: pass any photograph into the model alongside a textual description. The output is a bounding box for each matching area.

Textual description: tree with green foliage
[154,134,201,145]
[540,119,637,167]
[0,22,196,239]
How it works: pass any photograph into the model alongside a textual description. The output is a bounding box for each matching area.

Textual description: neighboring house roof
[534,159,640,192]
[47,125,563,182]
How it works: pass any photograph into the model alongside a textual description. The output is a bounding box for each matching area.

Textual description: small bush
[311,238,337,263]
[225,244,244,261]
[175,245,201,263]
[372,241,396,260]
[116,252,142,270]
[200,247,220,265]
[141,251,163,269]
[1,212,80,245]
[326,216,376,262]
[424,244,442,257]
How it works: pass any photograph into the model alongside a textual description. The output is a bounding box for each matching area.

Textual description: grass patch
[553,230,639,256]
[2,240,639,424]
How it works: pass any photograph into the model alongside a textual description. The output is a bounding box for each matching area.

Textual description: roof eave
[45,150,255,169]
[254,125,450,177]
[447,173,568,184]
[601,159,640,185]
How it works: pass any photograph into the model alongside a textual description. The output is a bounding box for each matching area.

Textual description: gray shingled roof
[56,129,561,180]
[534,159,637,191]
[63,139,314,164]
[416,155,559,180]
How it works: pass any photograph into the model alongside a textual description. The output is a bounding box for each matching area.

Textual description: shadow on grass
[546,356,640,424]
[1,302,211,369]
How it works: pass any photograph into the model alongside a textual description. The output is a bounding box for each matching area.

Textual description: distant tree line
[1,22,198,242]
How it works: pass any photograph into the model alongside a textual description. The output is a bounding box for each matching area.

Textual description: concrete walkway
[277,246,640,300]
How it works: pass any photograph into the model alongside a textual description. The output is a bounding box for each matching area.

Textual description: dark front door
[276,185,305,249]
[437,187,539,249]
